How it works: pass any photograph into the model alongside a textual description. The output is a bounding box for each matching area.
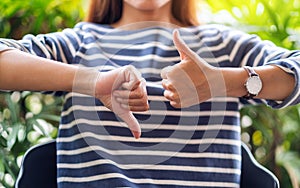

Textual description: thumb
[118,112,141,139]
[173,29,198,61]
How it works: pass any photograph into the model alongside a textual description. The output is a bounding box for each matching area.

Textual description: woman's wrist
[221,67,248,98]
[72,67,101,97]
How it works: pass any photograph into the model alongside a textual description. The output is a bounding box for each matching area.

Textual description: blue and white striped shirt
[1,22,300,188]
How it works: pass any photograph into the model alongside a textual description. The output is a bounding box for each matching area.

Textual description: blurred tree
[204,0,300,187]
[0,0,84,187]
[0,0,85,39]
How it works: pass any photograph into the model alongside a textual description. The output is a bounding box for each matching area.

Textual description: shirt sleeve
[265,59,300,108]
[0,27,83,64]
[220,26,300,109]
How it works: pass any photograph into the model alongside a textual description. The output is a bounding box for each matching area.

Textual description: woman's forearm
[0,49,77,92]
[222,65,295,100]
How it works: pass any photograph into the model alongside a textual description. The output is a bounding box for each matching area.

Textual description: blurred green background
[0,0,299,187]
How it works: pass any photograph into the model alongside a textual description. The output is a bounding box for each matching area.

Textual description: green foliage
[0,92,61,187]
[205,0,300,50]
[0,0,84,187]
[204,0,300,187]
[0,0,85,39]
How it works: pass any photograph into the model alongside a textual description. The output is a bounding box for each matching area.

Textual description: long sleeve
[217,25,300,108]
[0,27,83,64]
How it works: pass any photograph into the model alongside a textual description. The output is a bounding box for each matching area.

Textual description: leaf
[0,159,5,180]
[17,126,26,143]
[6,124,20,150]
[0,136,7,147]
[31,118,56,138]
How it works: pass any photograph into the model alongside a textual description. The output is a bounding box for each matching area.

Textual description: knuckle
[135,90,145,98]
[124,65,134,70]
[172,103,181,108]
[143,103,150,111]
[170,93,178,100]
[138,92,145,98]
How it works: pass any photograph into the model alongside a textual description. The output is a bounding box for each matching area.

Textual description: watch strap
[244,66,258,77]
[243,90,256,99]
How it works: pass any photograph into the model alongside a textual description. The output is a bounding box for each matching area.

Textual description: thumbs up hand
[161,30,226,108]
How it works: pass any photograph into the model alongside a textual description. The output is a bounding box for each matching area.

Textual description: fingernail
[132,131,141,139]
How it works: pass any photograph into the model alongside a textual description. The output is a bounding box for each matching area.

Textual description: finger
[129,106,149,112]
[113,89,146,100]
[118,112,141,139]
[119,103,149,112]
[170,101,181,108]
[116,97,148,106]
[115,93,149,111]
[163,90,180,103]
[162,79,176,91]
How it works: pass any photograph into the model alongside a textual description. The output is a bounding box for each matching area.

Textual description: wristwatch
[243,66,263,99]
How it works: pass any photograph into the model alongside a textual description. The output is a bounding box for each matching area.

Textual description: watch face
[246,76,262,95]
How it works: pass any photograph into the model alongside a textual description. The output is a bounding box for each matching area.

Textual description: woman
[1,0,299,187]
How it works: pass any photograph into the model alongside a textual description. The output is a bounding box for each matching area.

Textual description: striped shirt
[1,22,300,188]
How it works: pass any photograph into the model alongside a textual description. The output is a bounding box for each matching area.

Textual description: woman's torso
[57,22,242,188]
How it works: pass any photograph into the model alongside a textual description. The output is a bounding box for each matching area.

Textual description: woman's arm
[161,30,298,108]
[0,49,149,138]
